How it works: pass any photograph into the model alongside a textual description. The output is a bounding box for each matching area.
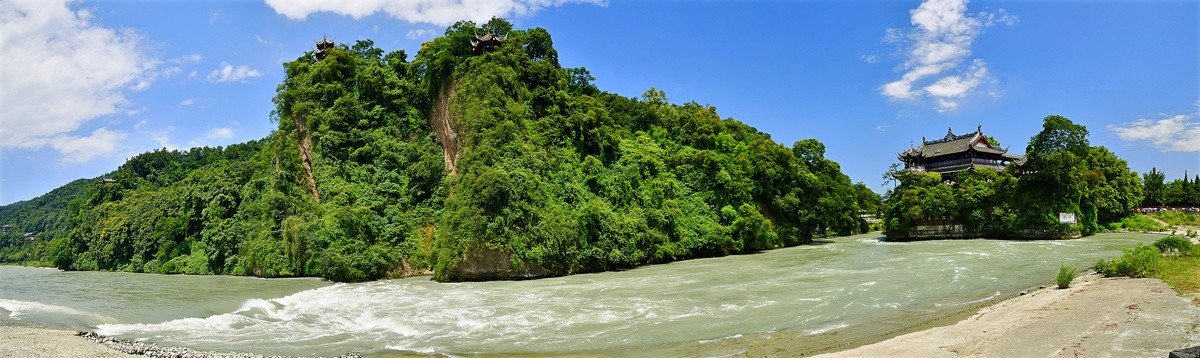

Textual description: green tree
[1027,115,1089,158]
[1142,167,1166,207]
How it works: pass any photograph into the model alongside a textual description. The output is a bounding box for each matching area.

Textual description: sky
[0,0,1197,205]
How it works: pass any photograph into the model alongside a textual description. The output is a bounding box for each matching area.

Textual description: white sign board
[1058,212,1077,225]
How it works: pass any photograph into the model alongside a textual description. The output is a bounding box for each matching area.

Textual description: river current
[0,232,1165,356]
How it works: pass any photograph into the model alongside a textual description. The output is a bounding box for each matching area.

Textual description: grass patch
[1152,211,1200,227]
[1154,256,1200,304]
[1112,214,1168,232]
[1056,264,1076,289]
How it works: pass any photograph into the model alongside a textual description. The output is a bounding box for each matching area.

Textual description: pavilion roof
[897,126,1026,164]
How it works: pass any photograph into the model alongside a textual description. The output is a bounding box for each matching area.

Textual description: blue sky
[1,0,1196,205]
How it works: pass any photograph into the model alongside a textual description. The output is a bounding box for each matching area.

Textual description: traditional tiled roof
[897,126,1026,164]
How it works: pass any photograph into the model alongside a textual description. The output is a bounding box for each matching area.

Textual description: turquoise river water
[0,232,1166,357]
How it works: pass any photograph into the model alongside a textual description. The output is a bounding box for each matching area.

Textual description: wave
[0,298,114,324]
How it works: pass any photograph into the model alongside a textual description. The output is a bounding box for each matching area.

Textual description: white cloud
[1109,110,1200,152]
[206,127,234,139]
[209,11,219,24]
[879,0,1014,112]
[50,128,128,163]
[860,54,879,64]
[255,35,268,44]
[133,119,147,129]
[207,62,261,83]
[171,54,202,63]
[406,28,437,40]
[180,98,198,106]
[1,0,157,162]
[923,59,988,99]
[150,128,178,151]
[265,0,606,25]
[127,106,148,116]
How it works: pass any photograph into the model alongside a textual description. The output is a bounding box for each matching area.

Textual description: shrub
[1118,215,1168,232]
[1094,244,1162,278]
[1056,264,1076,289]
[1154,236,1194,256]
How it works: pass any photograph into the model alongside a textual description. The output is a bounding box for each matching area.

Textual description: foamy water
[0,232,1166,356]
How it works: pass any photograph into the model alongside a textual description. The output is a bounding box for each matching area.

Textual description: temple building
[470,32,504,54]
[897,126,1026,181]
[313,36,335,62]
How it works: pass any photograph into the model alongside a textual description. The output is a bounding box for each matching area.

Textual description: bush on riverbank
[1056,264,1076,289]
[1153,236,1195,256]
[1094,244,1162,278]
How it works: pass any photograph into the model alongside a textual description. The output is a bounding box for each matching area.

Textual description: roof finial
[946,127,955,139]
[977,124,982,133]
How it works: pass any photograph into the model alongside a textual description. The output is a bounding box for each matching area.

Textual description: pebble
[75,331,362,358]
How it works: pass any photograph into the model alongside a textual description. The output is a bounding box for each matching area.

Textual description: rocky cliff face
[430,81,462,176]
[438,247,557,281]
[294,114,320,202]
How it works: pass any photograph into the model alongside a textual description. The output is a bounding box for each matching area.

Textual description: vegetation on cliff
[0,19,879,282]
[883,115,1143,237]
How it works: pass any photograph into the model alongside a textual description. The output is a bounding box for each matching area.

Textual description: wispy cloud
[180,98,198,106]
[406,29,437,40]
[150,128,178,151]
[207,62,261,83]
[206,127,234,139]
[1109,107,1200,152]
[265,0,606,25]
[860,54,879,64]
[879,0,1016,112]
[1,0,157,162]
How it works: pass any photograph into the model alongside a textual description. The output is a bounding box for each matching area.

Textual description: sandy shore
[815,274,1200,358]
[0,324,137,358]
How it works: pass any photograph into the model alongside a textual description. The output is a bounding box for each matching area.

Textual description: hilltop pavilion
[897,126,1026,181]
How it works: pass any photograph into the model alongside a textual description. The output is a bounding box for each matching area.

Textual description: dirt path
[814,274,1200,357]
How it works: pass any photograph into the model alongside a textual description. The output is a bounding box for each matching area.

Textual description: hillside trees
[2,19,879,282]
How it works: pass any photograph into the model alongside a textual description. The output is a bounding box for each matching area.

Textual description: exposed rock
[887,220,1079,241]
[1172,346,1200,358]
[75,331,360,358]
[440,247,558,281]
[430,81,462,175]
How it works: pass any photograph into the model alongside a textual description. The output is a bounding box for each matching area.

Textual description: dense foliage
[1140,167,1200,207]
[883,115,1143,237]
[0,19,879,282]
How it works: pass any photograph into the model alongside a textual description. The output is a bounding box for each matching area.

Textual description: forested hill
[0,19,879,282]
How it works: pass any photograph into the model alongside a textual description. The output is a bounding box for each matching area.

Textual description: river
[0,232,1166,357]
